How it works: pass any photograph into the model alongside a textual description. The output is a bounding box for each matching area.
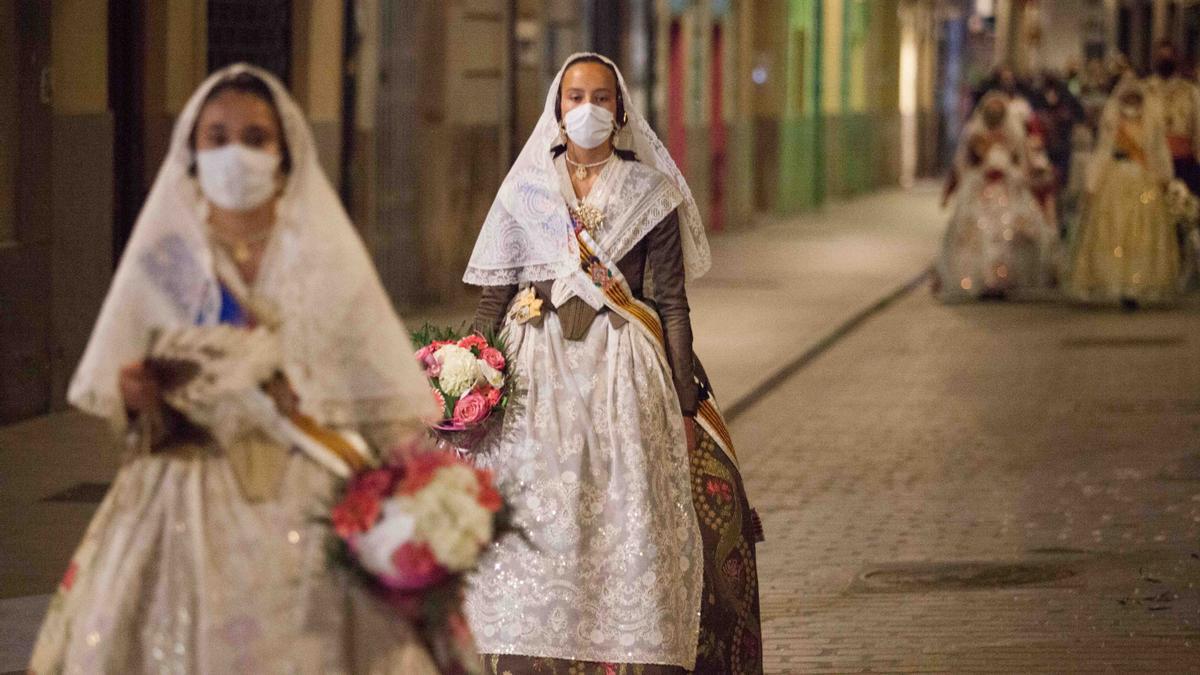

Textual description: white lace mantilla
[464,52,711,287]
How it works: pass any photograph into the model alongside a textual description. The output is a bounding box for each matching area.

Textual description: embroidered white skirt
[465,312,703,668]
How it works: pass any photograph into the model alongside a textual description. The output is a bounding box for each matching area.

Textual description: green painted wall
[776,0,823,214]
[755,0,900,215]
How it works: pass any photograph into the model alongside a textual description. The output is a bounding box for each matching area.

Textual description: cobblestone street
[4,188,1199,672]
[735,290,1200,672]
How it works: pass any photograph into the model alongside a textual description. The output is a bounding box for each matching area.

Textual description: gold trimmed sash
[573,224,740,468]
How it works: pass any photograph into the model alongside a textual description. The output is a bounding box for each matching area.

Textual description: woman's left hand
[683,416,698,455]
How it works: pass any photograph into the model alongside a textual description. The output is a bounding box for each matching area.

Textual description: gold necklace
[565,151,615,180]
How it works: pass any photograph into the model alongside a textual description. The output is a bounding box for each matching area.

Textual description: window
[207,0,292,82]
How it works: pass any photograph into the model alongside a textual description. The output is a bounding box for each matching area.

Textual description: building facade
[5,0,957,423]
[1,0,353,423]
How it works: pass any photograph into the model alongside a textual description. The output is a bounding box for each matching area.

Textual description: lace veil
[463,52,711,286]
[1087,75,1174,192]
[69,64,435,430]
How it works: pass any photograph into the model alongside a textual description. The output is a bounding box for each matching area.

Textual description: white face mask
[196,144,282,212]
[563,103,616,150]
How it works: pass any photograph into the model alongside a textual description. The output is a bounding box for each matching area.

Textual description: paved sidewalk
[0,186,945,670]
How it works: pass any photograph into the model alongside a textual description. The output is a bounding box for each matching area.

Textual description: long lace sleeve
[645,209,698,416]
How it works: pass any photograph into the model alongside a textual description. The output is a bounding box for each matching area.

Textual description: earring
[557,122,568,146]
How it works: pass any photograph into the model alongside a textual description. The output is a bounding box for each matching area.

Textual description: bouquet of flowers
[1168,180,1200,285]
[1167,179,1200,229]
[412,325,510,448]
[328,441,511,674]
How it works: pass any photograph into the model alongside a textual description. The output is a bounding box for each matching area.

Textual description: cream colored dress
[1068,96,1180,305]
[29,437,439,675]
[30,63,444,675]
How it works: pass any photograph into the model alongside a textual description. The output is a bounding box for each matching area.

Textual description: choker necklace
[565,151,615,180]
[210,226,273,265]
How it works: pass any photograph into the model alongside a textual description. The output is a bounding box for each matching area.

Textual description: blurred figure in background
[1031,74,1086,232]
[974,64,1035,127]
[1067,77,1179,308]
[936,92,1058,301]
[1146,41,1200,197]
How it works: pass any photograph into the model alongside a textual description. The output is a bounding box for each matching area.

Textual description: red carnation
[332,490,383,538]
[473,468,504,512]
[397,452,459,495]
[480,385,503,407]
[457,334,489,353]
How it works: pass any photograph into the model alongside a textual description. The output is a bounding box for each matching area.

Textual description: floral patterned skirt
[480,425,763,675]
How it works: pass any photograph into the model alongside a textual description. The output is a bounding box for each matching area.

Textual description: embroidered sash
[211,252,373,479]
[572,222,740,468]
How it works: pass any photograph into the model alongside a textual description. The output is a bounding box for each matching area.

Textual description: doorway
[709,23,726,232]
[667,20,687,171]
[0,0,54,422]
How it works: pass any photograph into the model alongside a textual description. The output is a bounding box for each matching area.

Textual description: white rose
[431,464,480,493]
[408,466,495,570]
[436,345,479,397]
[477,361,505,389]
[355,499,416,578]
[429,528,482,571]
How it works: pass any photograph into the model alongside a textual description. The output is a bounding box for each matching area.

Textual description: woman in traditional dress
[461,53,762,674]
[1067,76,1179,308]
[936,92,1059,301]
[29,64,443,674]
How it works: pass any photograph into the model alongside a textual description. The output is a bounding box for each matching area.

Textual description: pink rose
[383,541,448,591]
[480,347,506,370]
[452,391,491,428]
[415,345,442,377]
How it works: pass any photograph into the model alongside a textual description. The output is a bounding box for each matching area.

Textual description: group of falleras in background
[936,41,1200,308]
[28,54,763,674]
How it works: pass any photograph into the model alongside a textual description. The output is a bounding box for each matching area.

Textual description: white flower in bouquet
[355,500,417,578]
[411,465,496,571]
[435,344,479,397]
[477,361,505,390]
[1166,180,1200,226]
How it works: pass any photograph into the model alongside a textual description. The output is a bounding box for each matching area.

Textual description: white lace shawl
[69,64,436,431]
[1087,75,1174,193]
[463,52,711,286]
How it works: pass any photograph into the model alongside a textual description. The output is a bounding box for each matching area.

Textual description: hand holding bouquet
[328,441,512,674]
[412,325,510,448]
